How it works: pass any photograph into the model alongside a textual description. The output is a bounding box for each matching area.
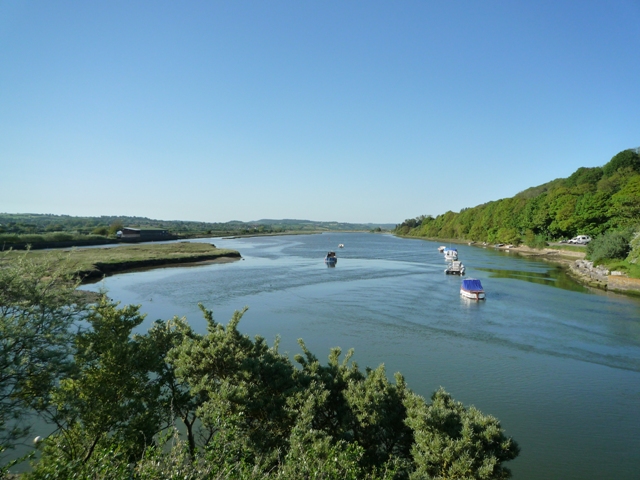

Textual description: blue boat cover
[444,248,457,252]
[461,278,483,290]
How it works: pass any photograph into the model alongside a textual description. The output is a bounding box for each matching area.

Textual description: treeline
[1,251,518,479]
[396,148,640,249]
[0,214,391,248]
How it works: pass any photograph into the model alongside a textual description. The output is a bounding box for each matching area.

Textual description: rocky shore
[489,244,640,296]
[439,240,640,296]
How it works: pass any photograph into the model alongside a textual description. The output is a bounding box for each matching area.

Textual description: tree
[607,175,640,228]
[0,251,82,462]
[49,297,162,463]
[140,316,204,458]
[602,149,640,178]
[626,229,640,265]
[404,388,519,480]
[294,342,413,474]
[91,226,109,236]
[108,221,124,236]
[169,305,299,465]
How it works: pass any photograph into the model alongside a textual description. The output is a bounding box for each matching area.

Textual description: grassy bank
[0,242,241,282]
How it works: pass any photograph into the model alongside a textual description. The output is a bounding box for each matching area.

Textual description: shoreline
[398,235,640,296]
[79,254,241,284]
[1,242,242,286]
[399,235,586,264]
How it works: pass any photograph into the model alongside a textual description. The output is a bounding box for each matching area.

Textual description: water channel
[79,232,640,479]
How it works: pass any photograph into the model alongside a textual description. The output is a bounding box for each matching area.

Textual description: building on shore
[118,227,172,240]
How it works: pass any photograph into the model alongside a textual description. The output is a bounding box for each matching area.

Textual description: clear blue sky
[1,1,639,224]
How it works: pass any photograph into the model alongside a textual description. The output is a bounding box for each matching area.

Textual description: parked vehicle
[568,235,591,245]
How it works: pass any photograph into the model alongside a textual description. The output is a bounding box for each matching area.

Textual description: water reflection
[477,266,589,293]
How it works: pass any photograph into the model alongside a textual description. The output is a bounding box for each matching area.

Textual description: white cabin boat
[443,248,458,261]
[460,278,485,300]
[438,246,446,253]
[445,261,465,275]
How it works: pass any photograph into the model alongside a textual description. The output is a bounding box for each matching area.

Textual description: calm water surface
[81,233,640,480]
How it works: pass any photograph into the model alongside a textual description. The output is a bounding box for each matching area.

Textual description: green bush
[627,230,640,265]
[524,231,548,249]
[587,228,635,263]
[46,232,73,242]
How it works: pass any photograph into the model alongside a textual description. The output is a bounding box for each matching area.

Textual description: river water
[78,232,640,479]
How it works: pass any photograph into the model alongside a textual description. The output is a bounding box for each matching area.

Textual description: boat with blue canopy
[460,278,485,300]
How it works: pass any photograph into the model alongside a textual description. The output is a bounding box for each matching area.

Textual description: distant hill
[395,147,640,246]
[0,214,394,247]
[252,219,396,230]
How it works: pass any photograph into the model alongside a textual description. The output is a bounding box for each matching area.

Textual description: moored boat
[438,246,446,253]
[445,261,465,275]
[325,251,337,266]
[443,248,458,261]
[460,278,485,300]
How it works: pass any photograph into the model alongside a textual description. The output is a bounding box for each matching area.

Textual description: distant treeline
[0,214,392,249]
[396,148,640,247]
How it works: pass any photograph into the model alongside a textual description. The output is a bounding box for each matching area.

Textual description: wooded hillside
[396,148,640,246]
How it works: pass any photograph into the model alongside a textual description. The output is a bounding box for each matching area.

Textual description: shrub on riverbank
[0,232,110,247]
[587,228,635,264]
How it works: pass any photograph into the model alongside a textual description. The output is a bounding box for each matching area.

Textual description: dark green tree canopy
[396,147,640,244]
[603,149,640,178]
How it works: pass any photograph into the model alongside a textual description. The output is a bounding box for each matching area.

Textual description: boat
[325,251,337,266]
[443,248,458,261]
[445,261,465,275]
[338,244,344,248]
[460,278,485,300]
[438,246,446,253]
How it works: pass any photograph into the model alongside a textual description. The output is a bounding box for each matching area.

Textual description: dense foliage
[395,148,640,246]
[1,253,519,479]
[0,252,84,473]
[586,227,635,264]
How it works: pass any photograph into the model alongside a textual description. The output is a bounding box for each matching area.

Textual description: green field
[0,242,241,281]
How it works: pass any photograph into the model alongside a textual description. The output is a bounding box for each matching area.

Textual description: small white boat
[445,261,465,275]
[438,246,446,253]
[338,244,344,248]
[443,248,458,261]
[460,278,485,300]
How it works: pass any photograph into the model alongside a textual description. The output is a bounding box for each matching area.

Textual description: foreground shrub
[2,262,519,479]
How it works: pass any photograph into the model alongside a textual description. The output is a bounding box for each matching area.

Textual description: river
[78,232,640,479]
